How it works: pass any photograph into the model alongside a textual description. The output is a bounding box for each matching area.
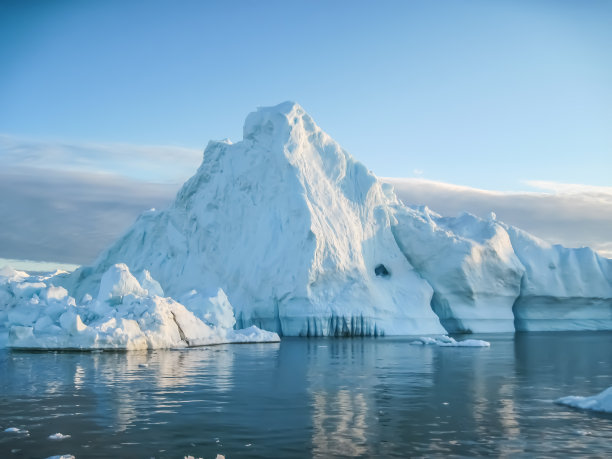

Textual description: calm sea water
[1,332,611,458]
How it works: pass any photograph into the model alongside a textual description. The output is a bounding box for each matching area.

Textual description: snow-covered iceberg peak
[242,101,306,148]
[64,102,445,337]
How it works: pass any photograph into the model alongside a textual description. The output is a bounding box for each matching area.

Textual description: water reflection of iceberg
[88,347,238,431]
[308,339,435,457]
[312,389,368,457]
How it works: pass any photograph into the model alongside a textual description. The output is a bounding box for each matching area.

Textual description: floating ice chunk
[555,386,612,413]
[226,325,280,343]
[437,338,490,347]
[4,427,28,434]
[45,455,75,459]
[48,432,71,440]
[411,335,490,347]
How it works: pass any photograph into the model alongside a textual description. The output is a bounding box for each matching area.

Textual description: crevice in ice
[511,273,527,331]
[302,314,383,337]
[171,311,190,346]
[274,301,284,337]
[430,292,471,334]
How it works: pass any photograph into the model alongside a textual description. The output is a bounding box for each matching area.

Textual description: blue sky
[1,0,611,263]
[1,0,611,190]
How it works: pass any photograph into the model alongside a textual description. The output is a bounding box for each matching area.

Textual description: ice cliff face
[392,209,612,332]
[18,102,612,340]
[391,208,525,333]
[502,225,612,331]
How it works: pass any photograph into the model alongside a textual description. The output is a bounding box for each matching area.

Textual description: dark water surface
[1,332,611,458]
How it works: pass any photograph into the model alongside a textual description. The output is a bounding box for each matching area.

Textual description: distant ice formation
[1,102,611,348]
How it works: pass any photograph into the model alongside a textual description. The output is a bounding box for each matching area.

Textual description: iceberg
[555,386,612,413]
[2,102,611,346]
[60,102,445,337]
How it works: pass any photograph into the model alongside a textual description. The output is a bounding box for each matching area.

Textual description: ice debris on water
[555,386,612,413]
[48,433,71,440]
[4,427,28,434]
[411,336,490,347]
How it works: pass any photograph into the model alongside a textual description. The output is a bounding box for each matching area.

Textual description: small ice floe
[555,385,612,413]
[48,433,71,440]
[4,427,29,434]
[411,335,490,347]
[574,430,593,436]
[45,455,75,459]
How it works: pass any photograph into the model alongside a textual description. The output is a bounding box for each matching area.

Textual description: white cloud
[0,167,179,264]
[0,134,202,183]
[525,180,612,196]
[0,136,198,263]
[383,177,612,259]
